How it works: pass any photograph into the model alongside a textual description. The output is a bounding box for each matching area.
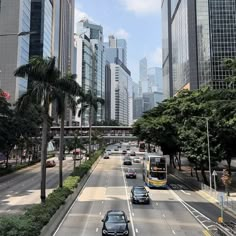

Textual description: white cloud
[74,7,96,32]
[114,28,130,40]
[149,48,162,67]
[120,0,161,15]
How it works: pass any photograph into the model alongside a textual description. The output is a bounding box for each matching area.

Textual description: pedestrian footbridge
[49,126,136,140]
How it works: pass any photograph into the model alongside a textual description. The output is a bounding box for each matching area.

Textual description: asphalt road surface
[0,156,74,214]
[54,146,205,236]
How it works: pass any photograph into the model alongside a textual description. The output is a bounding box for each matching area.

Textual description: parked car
[114,147,119,151]
[131,186,150,204]
[130,151,136,156]
[133,157,141,163]
[101,210,130,236]
[126,168,136,178]
[46,160,56,168]
[123,156,132,165]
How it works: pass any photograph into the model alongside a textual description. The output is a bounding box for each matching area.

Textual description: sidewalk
[170,159,236,218]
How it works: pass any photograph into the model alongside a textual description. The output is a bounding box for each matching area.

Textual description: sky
[74,0,162,83]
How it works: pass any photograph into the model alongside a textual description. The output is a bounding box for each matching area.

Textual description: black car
[122,150,127,154]
[123,156,132,165]
[102,210,130,236]
[126,168,136,178]
[131,186,150,204]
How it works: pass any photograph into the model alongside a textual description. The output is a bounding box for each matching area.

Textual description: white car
[133,157,141,163]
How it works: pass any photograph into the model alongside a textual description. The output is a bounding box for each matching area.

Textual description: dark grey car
[131,186,150,204]
[102,210,130,236]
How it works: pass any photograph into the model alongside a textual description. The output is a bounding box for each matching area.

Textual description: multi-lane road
[54,145,207,236]
[0,156,74,214]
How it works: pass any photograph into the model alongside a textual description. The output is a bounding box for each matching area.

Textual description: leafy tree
[14,56,81,203]
[77,90,104,158]
[55,74,83,187]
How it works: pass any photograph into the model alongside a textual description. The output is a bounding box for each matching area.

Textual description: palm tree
[77,90,104,158]
[56,74,83,188]
[14,56,81,203]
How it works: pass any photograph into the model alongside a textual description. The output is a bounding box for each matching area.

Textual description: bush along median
[0,149,104,236]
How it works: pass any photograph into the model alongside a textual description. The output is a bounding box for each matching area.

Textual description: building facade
[52,0,74,75]
[162,0,236,96]
[75,19,105,126]
[30,0,53,58]
[0,0,31,103]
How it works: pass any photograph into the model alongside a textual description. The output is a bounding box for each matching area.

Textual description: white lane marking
[172,230,176,235]
[7,209,11,212]
[121,160,136,236]
[156,203,158,206]
[96,228,98,232]
[168,187,211,230]
[102,201,104,204]
[136,228,139,233]
[132,212,134,216]
[99,212,101,215]
[181,189,191,195]
[162,214,165,218]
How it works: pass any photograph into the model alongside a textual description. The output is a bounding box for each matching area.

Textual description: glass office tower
[30,0,53,58]
[0,0,31,102]
[162,0,236,96]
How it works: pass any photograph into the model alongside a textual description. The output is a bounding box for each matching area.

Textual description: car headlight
[102,229,108,234]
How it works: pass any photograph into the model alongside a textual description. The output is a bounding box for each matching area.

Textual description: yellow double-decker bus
[143,153,167,188]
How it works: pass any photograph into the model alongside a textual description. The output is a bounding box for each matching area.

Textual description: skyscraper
[162,0,236,96]
[0,0,31,103]
[104,35,127,66]
[53,0,74,75]
[75,19,105,125]
[139,57,148,96]
[51,0,75,125]
[30,0,53,58]
[148,67,163,93]
[104,36,131,125]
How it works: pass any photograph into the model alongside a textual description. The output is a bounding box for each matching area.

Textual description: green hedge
[0,149,103,236]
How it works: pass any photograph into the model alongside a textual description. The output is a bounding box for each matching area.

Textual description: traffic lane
[102,156,136,236]
[168,174,236,222]
[125,165,204,236]
[54,155,134,236]
[0,158,74,214]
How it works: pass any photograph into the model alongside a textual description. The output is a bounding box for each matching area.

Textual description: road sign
[212,170,217,176]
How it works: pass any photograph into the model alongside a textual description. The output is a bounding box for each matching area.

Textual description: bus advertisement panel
[143,153,167,188]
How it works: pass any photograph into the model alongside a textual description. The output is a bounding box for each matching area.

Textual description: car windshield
[107,214,125,223]
[134,188,146,194]
[128,168,135,173]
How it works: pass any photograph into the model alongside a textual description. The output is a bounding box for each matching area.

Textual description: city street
[54,149,205,236]
[0,156,74,214]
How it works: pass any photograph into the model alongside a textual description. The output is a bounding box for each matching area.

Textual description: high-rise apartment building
[0,0,31,103]
[30,0,53,58]
[162,0,236,96]
[75,19,105,126]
